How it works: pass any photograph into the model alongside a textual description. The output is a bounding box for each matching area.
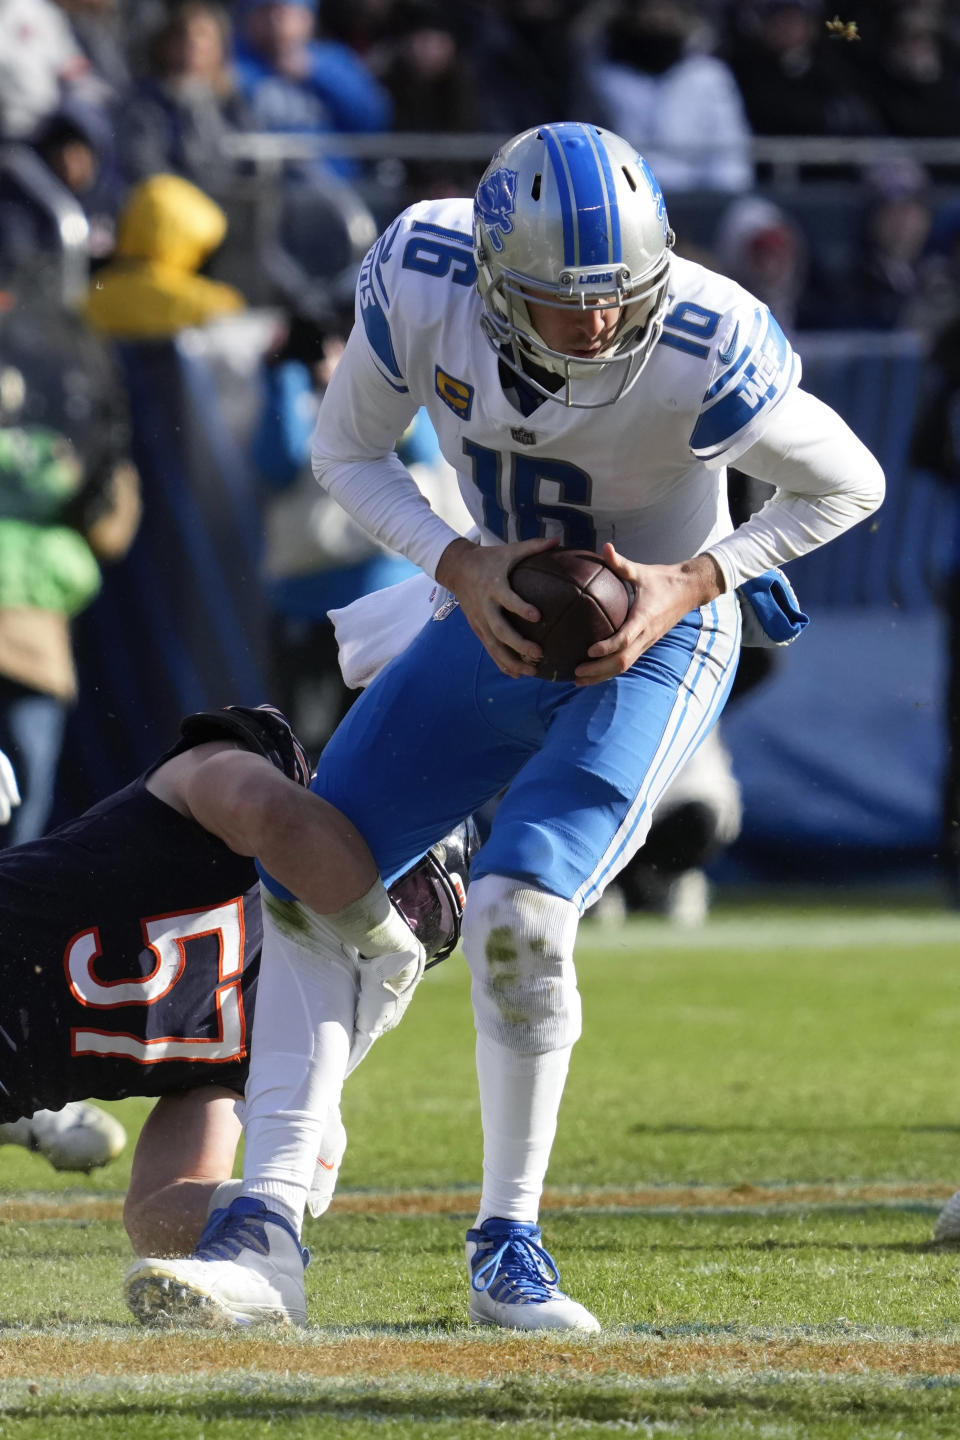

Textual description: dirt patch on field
[4,1334,960,1382]
[0,1180,953,1227]
[332,1181,956,1216]
[0,1197,123,1223]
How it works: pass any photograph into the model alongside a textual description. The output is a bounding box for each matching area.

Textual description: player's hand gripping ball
[507,548,631,681]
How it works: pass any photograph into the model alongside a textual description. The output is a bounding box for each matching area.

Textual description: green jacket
[0,426,101,615]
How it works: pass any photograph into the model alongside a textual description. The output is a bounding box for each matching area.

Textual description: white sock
[241,896,357,1236]
[473,1030,572,1228]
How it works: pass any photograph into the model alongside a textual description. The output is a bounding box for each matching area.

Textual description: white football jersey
[313,197,802,571]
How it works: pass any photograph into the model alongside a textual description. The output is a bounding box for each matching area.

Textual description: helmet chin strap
[481,268,665,408]
[505,332,646,410]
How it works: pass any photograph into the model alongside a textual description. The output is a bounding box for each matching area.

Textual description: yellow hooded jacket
[83,174,246,339]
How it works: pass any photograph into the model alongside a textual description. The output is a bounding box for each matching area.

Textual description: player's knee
[461,874,581,1054]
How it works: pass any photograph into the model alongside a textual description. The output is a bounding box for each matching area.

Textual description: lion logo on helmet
[475,166,519,254]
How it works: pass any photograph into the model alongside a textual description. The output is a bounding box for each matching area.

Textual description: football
[507,549,631,681]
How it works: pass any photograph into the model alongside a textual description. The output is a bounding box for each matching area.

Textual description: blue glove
[736,568,809,647]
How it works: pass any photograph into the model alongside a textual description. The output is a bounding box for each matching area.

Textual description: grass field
[4,899,960,1438]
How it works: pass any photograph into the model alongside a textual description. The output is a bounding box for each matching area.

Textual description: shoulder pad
[690,303,799,461]
[355,200,476,391]
[174,704,311,787]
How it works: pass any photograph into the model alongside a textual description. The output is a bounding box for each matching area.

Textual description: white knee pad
[460,874,581,1055]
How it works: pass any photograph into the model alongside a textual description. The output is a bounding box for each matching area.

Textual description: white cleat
[466,1217,600,1333]
[934,1188,960,1242]
[0,1102,126,1171]
[124,1196,309,1327]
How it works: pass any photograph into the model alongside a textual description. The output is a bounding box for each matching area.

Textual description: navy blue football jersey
[0,709,304,1120]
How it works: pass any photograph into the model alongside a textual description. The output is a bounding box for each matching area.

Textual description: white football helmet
[474,122,675,409]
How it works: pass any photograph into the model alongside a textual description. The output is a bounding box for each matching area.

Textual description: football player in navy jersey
[0,704,472,1273]
[0,753,120,1173]
[136,123,885,1332]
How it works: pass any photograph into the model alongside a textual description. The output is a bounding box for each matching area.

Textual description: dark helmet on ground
[388,818,480,966]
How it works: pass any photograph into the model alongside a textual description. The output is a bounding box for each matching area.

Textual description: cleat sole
[125,1268,298,1328]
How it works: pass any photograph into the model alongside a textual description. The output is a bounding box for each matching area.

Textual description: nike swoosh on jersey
[316,1155,336,1170]
[717,323,740,365]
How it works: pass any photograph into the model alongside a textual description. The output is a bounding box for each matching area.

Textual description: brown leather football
[507,548,631,681]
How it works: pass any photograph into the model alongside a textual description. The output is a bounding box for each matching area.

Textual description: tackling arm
[147,745,379,915]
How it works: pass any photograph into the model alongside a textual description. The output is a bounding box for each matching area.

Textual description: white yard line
[579,913,960,951]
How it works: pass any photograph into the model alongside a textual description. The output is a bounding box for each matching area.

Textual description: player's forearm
[435,535,481,593]
[313,450,462,578]
[678,551,727,605]
[186,753,379,913]
[707,389,885,590]
[251,786,380,915]
[706,490,878,591]
[310,331,465,577]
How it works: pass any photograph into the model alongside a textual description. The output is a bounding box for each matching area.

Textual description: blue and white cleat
[465,1217,600,1332]
[124,1196,309,1327]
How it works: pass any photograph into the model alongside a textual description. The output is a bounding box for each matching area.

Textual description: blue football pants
[276,594,739,910]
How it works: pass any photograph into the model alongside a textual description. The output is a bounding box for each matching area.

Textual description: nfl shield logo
[511,427,537,446]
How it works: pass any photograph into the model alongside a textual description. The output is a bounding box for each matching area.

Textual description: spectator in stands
[580,0,753,194]
[0,0,110,140]
[115,0,171,74]
[0,94,122,283]
[368,1,474,132]
[842,157,936,330]
[115,2,251,199]
[38,96,120,259]
[855,1,960,139]
[910,312,960,903]
[53,0,132,99]
[713,196,808,330]
[255,315,390,757]
[459,0,584,135]
[366,0,478,198]
[0,278,141,846]
[254,310,467,759]
[725,0,880,137]
[911,201,960,334]
[319,0,395,56]
[231,0,393,177]
[711,192,843,331]
[83,173,246,338]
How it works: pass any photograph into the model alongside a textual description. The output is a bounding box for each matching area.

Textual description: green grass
[3,902,960,1437]
[0,1207,954,1331]
[4,1375,960,1440]
[342,904,960,1191]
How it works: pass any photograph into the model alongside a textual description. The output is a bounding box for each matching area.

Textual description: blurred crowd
[1,1,960,328]
[2,0,960,910]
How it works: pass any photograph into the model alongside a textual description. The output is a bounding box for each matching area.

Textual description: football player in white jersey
[137,123,884,1331]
